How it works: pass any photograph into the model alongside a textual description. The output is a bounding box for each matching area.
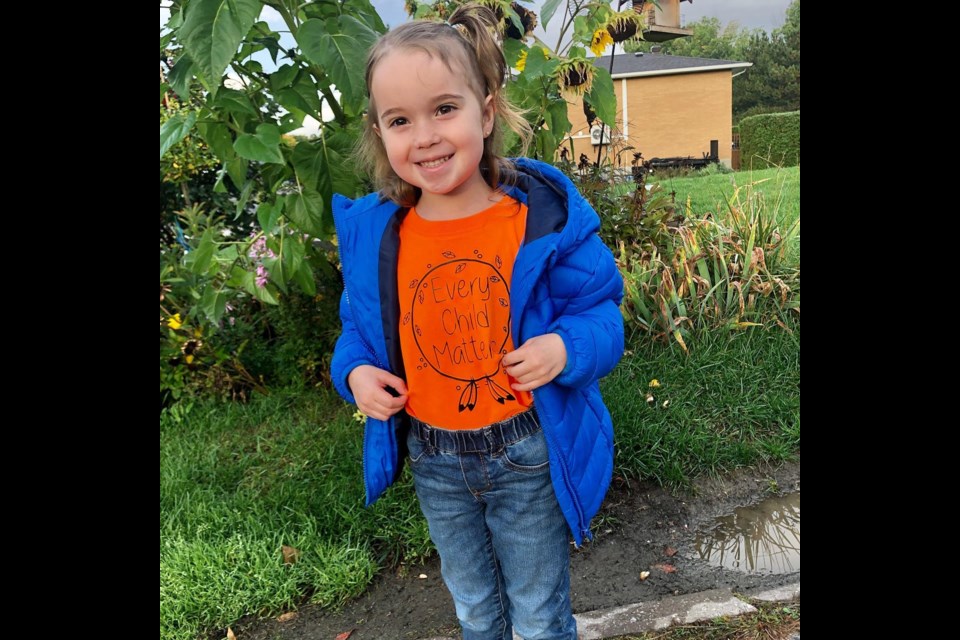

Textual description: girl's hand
[347,365,408,421]
[502,334,567,392]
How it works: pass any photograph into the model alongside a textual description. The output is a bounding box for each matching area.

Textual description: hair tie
[445,21,468,37]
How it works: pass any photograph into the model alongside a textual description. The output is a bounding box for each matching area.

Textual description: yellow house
[565,52,751,169]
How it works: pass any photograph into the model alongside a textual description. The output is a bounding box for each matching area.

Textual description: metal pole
[595,45,617,168]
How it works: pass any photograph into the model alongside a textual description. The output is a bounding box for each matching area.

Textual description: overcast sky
[371,1,793,36]
[678,0,791,31]
[161,2,793,44]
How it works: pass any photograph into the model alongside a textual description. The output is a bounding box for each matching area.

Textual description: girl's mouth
[417,155,451,169]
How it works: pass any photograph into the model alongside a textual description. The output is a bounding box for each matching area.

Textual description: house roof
[592,52,751,79]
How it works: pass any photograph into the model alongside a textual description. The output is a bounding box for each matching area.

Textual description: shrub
[160,205,343,411]
[739,111,800,169]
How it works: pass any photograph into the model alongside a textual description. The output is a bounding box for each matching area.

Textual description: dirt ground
[226,460,800,640]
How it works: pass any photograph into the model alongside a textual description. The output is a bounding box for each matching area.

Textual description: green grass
[652,166,801,268]
[603,320,800,489]
[160,391,432,640]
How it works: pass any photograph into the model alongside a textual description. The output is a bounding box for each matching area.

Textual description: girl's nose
[415,125,440,149]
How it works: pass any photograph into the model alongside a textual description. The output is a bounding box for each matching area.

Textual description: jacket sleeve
[547,233,625,389]
[330,287,378,404]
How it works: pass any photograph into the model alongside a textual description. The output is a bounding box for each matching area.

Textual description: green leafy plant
[159,201,346,408]
[160,2,390,402]
[160,204,272,409]
[160,0,386,327]
[617,177,800,348]
[160,91,241,248]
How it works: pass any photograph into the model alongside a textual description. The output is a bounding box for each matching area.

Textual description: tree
[772,0,800,111]
[735,1,799,119]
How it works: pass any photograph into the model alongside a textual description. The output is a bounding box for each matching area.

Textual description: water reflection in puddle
[693,492,799,573]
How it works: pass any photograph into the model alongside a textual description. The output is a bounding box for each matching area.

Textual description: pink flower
[256,264,269,288]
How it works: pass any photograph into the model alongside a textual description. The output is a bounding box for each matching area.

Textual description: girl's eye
[437,104,456,116]
[388,117,408,128]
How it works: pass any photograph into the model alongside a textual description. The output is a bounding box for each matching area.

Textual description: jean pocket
[501,430,550,474]
[406,431,429,465]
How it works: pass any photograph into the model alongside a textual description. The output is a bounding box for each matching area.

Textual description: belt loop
[485,423,503,455]
[523,410,534,433]
[423,423,433,448]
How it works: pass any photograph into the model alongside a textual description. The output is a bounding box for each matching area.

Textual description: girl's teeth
[420,156,450,168]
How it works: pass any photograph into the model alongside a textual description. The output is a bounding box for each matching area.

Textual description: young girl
[331,5,624,639]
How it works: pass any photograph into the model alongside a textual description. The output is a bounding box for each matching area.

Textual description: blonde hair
[357,3,532,207]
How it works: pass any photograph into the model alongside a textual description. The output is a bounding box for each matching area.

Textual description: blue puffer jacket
[330,158,624,544]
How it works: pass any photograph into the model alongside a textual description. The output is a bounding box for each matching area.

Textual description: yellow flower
[648,379,660,388]
[167,313,183,330]
[185,354,195,364]
[516,50,528,72]
[353,410,367,423]
[590,29,613,56]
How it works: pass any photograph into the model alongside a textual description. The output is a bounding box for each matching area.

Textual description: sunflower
[605,9,646,43]
[590,29,614,56]
[505,2,538,41]
[516,49,528,72]
[555,58,594,97]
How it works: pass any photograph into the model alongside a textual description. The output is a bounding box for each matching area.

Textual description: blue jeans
[407,410,577,640]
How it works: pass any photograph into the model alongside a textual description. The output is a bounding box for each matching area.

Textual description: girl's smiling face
[371,49,495,215]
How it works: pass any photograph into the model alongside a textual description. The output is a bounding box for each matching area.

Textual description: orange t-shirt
[398,196,534,430]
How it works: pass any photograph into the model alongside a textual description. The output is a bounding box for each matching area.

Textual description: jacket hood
[510,157,601,253]
[333,158,601,256]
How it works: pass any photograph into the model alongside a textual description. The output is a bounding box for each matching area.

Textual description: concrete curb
[421,581,800,640]
[748,583,801,603]
[575,582,799,639]
[576,588,756,639]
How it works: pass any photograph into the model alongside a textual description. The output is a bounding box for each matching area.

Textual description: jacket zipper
[520,243,590,542]
[533,388,589,542]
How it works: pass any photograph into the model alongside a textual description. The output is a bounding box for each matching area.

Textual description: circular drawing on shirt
[410,256,516,412]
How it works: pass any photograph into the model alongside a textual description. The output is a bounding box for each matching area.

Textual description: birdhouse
[633,0,694,42]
